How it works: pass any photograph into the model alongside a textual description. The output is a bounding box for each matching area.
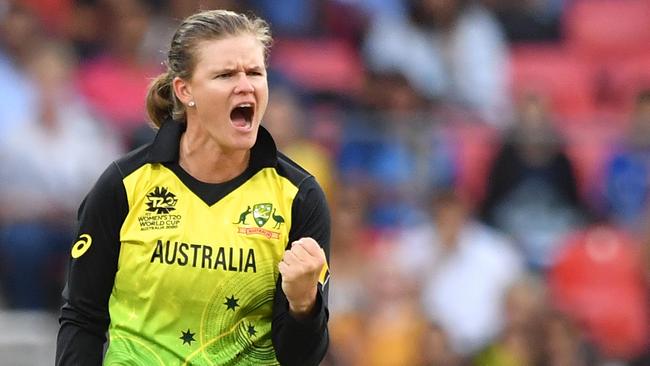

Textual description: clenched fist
[278,237,327,318]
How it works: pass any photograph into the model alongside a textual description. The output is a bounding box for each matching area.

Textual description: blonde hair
[145,10,272,127]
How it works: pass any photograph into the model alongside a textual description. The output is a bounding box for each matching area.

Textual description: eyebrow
[211,65,265,74]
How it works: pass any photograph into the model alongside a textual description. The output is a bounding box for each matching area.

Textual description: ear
[172,76,192,105]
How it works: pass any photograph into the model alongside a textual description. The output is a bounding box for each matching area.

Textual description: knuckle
[315,256,325,266]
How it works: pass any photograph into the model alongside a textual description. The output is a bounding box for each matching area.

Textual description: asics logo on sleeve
[71,234,93,258]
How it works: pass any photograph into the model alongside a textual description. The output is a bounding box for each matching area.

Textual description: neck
[178,127,250,184]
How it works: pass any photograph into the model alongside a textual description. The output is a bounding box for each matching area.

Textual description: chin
[230,130,258,151]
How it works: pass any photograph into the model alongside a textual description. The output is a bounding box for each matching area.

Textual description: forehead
[193,34,265,70]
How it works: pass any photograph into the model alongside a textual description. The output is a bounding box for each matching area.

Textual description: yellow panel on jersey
[104,164,297,365]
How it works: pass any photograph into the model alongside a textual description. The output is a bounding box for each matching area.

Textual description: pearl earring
[188,101,195,107]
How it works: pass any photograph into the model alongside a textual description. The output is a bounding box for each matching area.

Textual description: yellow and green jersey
[56,121,330,366]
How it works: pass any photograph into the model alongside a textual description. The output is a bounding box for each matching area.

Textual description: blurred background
[0,0,648,364]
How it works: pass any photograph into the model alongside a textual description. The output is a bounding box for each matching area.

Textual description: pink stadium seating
[561,123,624,202]
[604,52,650,111]
[509,45,596,121]
[270,39,365,95]
[451,122,499,206]
[564,0,650,59]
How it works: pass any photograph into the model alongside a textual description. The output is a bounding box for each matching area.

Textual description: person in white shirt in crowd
[395,188,524,356]
[363,0,510,126]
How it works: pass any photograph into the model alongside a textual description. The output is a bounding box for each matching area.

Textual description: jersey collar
[146,119,278,169]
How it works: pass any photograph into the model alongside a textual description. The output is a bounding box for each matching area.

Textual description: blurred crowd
[0,0,648,365]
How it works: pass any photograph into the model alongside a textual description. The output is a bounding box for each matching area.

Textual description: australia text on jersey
[150,240,257,273]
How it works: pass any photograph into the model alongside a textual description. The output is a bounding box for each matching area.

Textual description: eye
[247,70,264,77]
[215,72,232,79]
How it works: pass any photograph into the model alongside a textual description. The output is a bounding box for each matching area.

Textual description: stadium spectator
[548,224,649,361]
[632,212,650,365]
[323,185,371,365]
[362,0,510,126]
[351,246,430,366]
[540,311,599,366]
[75,0,161,145]
[0,2,41,142]
[483,0,564,42]
[263,86,336,201]
[0,40,121,309]
[480,93,589,269]
[249,0,320,37]
[419,322,461,366]
[397,189,524,356]
[602,89,650,232]
[474,275,547,366]
[338,71,456,228]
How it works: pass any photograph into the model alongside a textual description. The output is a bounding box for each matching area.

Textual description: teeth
[237,103,253,108]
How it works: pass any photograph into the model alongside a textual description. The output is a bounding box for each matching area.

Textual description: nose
[234,72,254,94]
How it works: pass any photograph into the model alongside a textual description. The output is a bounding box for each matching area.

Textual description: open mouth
[230,103,254,129]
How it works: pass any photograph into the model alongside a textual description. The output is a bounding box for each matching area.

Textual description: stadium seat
[564,0,650,59]
[450,122,499,206]
[509,45,596,121]
[269,38,365,96]
[603,52,650,114]
[561,123,624,203]
[20,0,72,34]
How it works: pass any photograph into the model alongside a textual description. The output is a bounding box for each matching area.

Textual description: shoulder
[276,152,328,214]
[112,143,153,180]
[275,151,315,189]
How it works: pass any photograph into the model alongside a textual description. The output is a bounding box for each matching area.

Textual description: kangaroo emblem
[271,209,285,229]
[234,206,252,224]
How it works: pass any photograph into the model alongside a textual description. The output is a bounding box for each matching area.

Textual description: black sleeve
[272,176,331,366]
[56,162,128,366]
